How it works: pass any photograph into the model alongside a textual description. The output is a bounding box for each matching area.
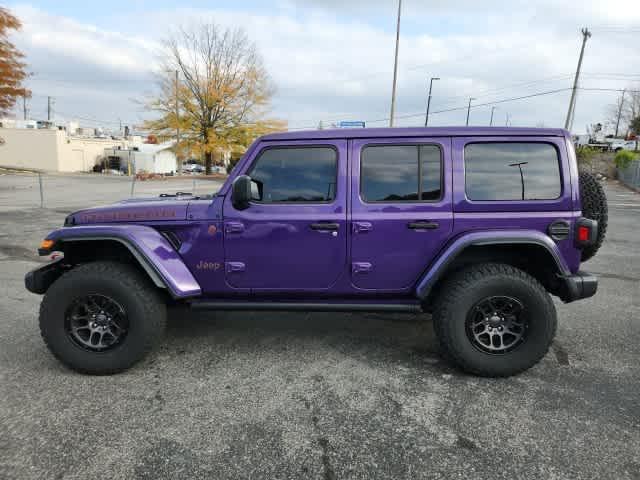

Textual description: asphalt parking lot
[0,173,638,480]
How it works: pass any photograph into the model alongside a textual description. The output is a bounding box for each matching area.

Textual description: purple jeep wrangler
[26,127,607,377]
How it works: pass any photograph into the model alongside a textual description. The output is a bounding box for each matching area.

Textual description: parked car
[610,139,638,152]
[26,127,607,377]
[182,159,204,173]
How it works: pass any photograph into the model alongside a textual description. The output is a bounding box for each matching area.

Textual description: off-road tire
[39,261,166,374]
[433,263,557,377]
[578,171,608,262]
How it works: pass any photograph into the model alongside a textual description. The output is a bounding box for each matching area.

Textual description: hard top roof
[260,126,569,142]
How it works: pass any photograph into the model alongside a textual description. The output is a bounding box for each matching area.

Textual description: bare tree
[146,23,283,174]
[623,89,640,135]
[606,86,640,138]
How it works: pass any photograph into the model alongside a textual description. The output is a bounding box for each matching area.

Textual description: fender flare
[38,225,201,299]
[415,230,570,300]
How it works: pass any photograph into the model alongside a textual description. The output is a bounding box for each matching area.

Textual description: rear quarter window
[464,142,561,201]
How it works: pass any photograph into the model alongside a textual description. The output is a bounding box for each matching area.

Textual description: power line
[289,73,576,128]
[579,87,640,93]
[289,88,571,130]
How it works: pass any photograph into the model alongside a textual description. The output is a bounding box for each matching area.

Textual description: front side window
[248,147,337,203]
[361,145,442,202]
[464,142,561,201]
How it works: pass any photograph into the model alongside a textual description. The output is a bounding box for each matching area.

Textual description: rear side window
[464,142,561,201]
[249,147,337,203]
[361,145,442,202]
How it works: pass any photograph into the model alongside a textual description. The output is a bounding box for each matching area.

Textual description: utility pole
[22,95,27,120]
[465,97,475,126]
[47,96,53,121]
[424,77,439,127]
[614,89,626,138]
[175,69,181,164]
[490,106,497,126]
[565,28,591,131]
[389,0,402,127]
[505,112,511,126]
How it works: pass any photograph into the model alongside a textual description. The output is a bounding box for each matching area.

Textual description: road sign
[338,121,366,128]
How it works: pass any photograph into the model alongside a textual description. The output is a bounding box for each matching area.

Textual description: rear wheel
[433,263,556,377]
[39,261,166,374]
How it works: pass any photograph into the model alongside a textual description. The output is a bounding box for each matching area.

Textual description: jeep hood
[65,196,192,225]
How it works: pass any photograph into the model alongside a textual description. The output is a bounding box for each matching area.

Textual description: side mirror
[231,175,252,210]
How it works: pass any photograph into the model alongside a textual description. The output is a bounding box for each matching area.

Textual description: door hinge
[225,262,246,273]
[225,222,245,234]
[352,262,372,273]
[353,221,373,233]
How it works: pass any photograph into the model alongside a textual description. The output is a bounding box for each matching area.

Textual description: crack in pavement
[301,376,336,480]
[589,271,639,283]
[552,341,570,366]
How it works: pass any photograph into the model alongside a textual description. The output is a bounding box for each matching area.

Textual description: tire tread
[39,261,166,374]
[433,263,556,377]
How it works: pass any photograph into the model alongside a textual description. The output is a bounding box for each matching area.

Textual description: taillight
[577,225,590,242]
[575,218,597,248]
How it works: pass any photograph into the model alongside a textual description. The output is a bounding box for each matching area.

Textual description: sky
[4,0,640,134]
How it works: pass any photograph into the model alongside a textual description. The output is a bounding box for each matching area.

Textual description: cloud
[5,1,640,133]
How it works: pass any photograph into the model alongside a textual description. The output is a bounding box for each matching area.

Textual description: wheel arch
[32,225,201,299]
[60,237,168,291]
[416,231,570,304]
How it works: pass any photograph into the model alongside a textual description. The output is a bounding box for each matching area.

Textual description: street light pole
[489,106,497,126]
[509,161,528,200]
[424,77,440,127]
[389,0,402,127]
[175,69,181,163]
[465,97,475,126]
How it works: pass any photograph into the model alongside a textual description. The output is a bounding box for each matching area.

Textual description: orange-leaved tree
[145,23,285,174]
[0,7,30,116]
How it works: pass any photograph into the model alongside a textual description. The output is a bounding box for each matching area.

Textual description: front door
[350,137,453,291]
[223,140,348,291]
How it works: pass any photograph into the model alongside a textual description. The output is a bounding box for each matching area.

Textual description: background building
[0,127,124,172]
[103,141,177,174]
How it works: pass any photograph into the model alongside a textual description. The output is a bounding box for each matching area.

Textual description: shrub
[575,146,597,166]
[614,150,638,170]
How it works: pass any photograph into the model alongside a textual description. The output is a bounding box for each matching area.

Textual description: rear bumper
[25,259,65,295]
[558,271,598,303]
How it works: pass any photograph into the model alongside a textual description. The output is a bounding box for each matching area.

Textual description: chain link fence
[618,160,640,191]
[0,171,225,212]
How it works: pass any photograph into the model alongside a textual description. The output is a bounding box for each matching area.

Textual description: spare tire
[578,171,608,262]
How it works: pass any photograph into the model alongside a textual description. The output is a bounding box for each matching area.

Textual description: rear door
[350,137,453,291]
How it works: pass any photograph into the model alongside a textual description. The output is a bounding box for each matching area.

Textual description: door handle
[310,222,340,231]
[408,221,439,230]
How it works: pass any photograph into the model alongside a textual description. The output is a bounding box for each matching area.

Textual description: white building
[103,142,177,174]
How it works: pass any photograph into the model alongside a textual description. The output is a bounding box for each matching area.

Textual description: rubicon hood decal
[70,202,189,224]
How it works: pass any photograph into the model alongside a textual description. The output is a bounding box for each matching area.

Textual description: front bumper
[24,259,65,294]
[559,271,598,303]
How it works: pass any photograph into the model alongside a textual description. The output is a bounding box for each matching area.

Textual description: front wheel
[39,261,167,374]
[432,263,557,377]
